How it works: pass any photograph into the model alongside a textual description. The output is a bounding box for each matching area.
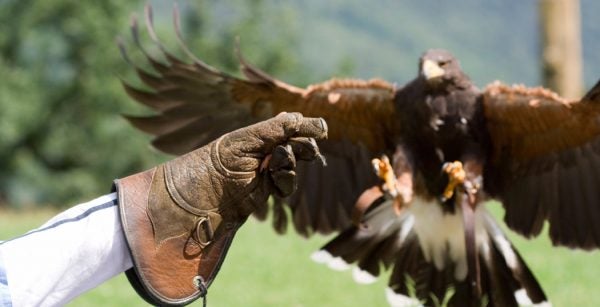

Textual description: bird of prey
[119,6,600,306]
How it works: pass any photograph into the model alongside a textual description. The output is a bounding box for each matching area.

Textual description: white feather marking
[399,215,415,243]
[310,250,332,264]
[495,234,518,269]
[453,254,468,282]
[385,288,423,307]
[328,256,350,271]
[515,288,553,306]
[479,240,491,257]
[311,250,350,271]
[352,267,377,284]
[408,197,489,281]
[515,288,533,305]
[482,214,518,270]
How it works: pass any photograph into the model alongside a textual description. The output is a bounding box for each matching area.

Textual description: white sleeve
[0,193,133,307]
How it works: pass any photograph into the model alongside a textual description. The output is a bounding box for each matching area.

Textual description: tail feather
[314,201,549,306]
[483,214,549,305]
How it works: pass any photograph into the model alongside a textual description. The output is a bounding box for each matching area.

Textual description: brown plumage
[483,81,600,250]
[120,6,600,306]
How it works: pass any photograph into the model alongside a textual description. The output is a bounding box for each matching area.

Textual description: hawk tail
[311,200,549,306]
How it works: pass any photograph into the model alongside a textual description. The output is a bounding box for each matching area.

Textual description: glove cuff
[115,167,242,306]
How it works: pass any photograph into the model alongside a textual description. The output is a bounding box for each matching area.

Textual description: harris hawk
[119,6,600,307]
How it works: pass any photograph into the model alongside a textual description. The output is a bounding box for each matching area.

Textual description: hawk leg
[444,159,484,301]
[371,155,410,215]
[372,155,398,197]
[441,161,466,201]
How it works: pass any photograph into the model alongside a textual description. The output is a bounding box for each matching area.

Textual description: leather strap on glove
[114,113,327,306]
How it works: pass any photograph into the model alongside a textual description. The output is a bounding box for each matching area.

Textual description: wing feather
[483,80,600,249]
[120,8,397,236]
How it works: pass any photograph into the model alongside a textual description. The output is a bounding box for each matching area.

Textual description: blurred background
[1,0,599,306]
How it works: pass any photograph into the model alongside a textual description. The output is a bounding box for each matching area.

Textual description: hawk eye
[438,60,450,67]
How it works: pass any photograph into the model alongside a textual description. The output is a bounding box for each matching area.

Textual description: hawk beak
[422,60,445,80]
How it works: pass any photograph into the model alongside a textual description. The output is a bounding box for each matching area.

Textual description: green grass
[1,204,599,306]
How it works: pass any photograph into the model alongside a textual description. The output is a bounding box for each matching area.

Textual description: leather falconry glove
[114,113,328,306]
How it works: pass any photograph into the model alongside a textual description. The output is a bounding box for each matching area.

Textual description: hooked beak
[422,59,445,80]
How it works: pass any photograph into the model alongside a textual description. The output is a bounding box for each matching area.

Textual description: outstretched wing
[482,80,600,249]
[120,7,398,237]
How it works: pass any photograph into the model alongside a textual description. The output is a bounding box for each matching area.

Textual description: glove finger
[224,113,327,154]
[293,116,328,140]
[242,182,271,215]
[269,144,296,171]
[287,137,326,165]
[271,169,297,197]
[266,112,327,147]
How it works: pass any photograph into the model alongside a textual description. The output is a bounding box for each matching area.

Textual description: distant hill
[283,0,599,89]
[153,0,599,90]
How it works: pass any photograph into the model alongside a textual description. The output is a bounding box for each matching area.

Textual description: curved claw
[372,155,408,215]
[372,155,398,198]
[441,161,466,201]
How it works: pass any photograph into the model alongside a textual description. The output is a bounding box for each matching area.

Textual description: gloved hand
[116,113,327,305]
[145,112,327,246]
[163,112,327,218]
[117,113,328,306]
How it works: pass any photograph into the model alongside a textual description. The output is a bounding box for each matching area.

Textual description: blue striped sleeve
[0,249,12,307]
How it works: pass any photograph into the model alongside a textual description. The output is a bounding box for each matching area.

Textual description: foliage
[0,1,149,206]
[0,0,312,207]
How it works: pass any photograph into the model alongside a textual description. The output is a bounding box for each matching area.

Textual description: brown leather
[352,186,384,226]
[459,190,481,302]
[115,114,328,306]
[116,168,241,306]
[148,165,224,248]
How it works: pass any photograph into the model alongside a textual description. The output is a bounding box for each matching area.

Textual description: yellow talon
[372,155,407,215]
[442,161,466,201]
[372,155,398,198]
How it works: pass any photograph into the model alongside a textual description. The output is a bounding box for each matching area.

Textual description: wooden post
[539,0,583,99]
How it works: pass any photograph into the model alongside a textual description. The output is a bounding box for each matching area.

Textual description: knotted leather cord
[200,286,207,307]
[194,276,208,307]
[460,190,481,305]
[192,222,240,307]
[352,186,384,226]
[192,220,211,307]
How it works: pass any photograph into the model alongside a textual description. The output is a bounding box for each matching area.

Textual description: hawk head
[419,49,468,89]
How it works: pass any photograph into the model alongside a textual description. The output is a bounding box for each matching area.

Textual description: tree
[0,1,151,206]
[0,0,309,207]
[539,0,583,98]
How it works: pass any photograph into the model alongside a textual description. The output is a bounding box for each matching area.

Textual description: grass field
[1,202,599,306]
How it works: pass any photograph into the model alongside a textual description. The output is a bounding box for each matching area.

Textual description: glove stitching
[211,136,257,179]
[164,164,217,216]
